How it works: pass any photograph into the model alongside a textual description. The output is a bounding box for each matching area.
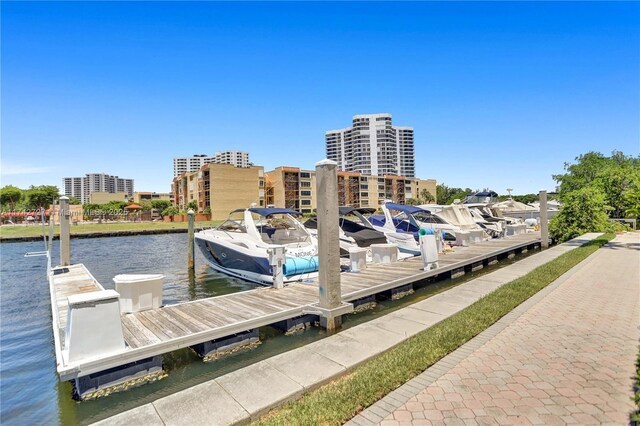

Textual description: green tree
[405,198,420,206]
[151,199,171,212]
[553,150,640,218]
[623,185,640,219]
[68,196,81,205]
[436,184,473,205]
[25,185,60,209]
[0,185,23,210]
[513,194,538,204]
[187,200,198,211]
[162,206,180,217]
[549,187,622,242]
[420,189,435,204]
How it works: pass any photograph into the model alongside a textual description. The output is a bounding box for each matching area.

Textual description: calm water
[0,233,533,425]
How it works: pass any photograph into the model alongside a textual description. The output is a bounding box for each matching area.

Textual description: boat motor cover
[283,256,319,276]
[340,218,387,247]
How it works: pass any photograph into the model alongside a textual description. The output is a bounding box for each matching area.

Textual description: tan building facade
[89,192,130,204]
[265,166,436,213]
[173,163,436,219]
[132,192,171,204]
[173,164,265,221]
[264,167,317,212]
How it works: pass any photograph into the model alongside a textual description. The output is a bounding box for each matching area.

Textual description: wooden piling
[316,159,344,331]
[539,190,549,249]
[59,196,70,266]
[187,209,195,270]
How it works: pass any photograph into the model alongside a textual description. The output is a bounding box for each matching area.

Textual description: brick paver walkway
[376,233,639,426]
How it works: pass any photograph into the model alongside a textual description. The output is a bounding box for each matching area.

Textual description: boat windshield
[252,213,311,245]
[340,213,370,228]
[489,208,504,218]
[412,211,447,224]
[217,211,248,233]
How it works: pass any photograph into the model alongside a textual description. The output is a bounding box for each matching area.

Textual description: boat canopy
[493,200,537,212]
[339,207,377,215]
[230,208,302,216]
[385,203,431,215]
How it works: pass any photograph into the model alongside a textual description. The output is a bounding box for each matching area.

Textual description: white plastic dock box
[371,244,398,264]
[113,274,164,313]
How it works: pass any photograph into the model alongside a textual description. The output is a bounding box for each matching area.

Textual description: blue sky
[2,1,639,195]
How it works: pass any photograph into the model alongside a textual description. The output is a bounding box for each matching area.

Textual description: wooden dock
[49,233,540,386]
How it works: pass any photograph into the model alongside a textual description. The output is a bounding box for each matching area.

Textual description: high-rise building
[213,151,251,168]
[63,173,134,204]
[173,154,214,177]
[326,113,415,178]
[173,151,251,177]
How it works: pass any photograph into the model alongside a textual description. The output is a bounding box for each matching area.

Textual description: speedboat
[419,204,490,240]
[370,203,460,241]
[304,207,388,256]
[338,207,421,256]
[195,207,319,286]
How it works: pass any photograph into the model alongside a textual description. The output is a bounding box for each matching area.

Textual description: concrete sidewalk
[93,233,602,426]
[350,233,639,426]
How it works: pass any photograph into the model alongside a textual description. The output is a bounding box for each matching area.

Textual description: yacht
[370,203,460,241]
[303,207,388,256]
[419,204,490,239]
[195,207,319,285]
[337,207,421,256]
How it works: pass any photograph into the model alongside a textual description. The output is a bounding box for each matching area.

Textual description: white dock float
[48,232,541,398]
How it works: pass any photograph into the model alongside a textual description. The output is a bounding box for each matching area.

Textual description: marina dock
[49,232,540,398]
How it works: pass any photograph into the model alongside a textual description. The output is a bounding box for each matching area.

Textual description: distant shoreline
[0,228,194,243]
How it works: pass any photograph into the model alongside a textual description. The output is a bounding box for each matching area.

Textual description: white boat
[419,204,490,240]
[370,203,461,242]
[195,208,319,286]
[339,207,421,256]
[304,207,420,257]
[493,199,540,220]
[304,207,388,256]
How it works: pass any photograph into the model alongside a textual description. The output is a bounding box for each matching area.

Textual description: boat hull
[195,236,318,286]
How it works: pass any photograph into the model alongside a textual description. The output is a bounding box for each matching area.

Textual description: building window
[378,178,385,183]
[301,199,311,206]
[378,185,385,190]
[301,190,311,196]
[361,192,368,197]
[300,172,311,178]
[301,181,311,187]
[301,208,311,213]
[360,177,368,182]
[378,193,385,198]
[360,184,368,189]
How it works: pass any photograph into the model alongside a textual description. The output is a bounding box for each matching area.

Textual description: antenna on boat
[506,188,513,199]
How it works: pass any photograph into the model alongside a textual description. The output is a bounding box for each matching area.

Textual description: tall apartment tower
[173,154,214,177]
[173,151,251,177]
[326,113,415,177]
[63,173,134,204]
[213,151,250,168]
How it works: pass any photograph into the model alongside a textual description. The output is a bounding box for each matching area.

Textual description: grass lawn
[0,221,219,239]
[255,234,614,426]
